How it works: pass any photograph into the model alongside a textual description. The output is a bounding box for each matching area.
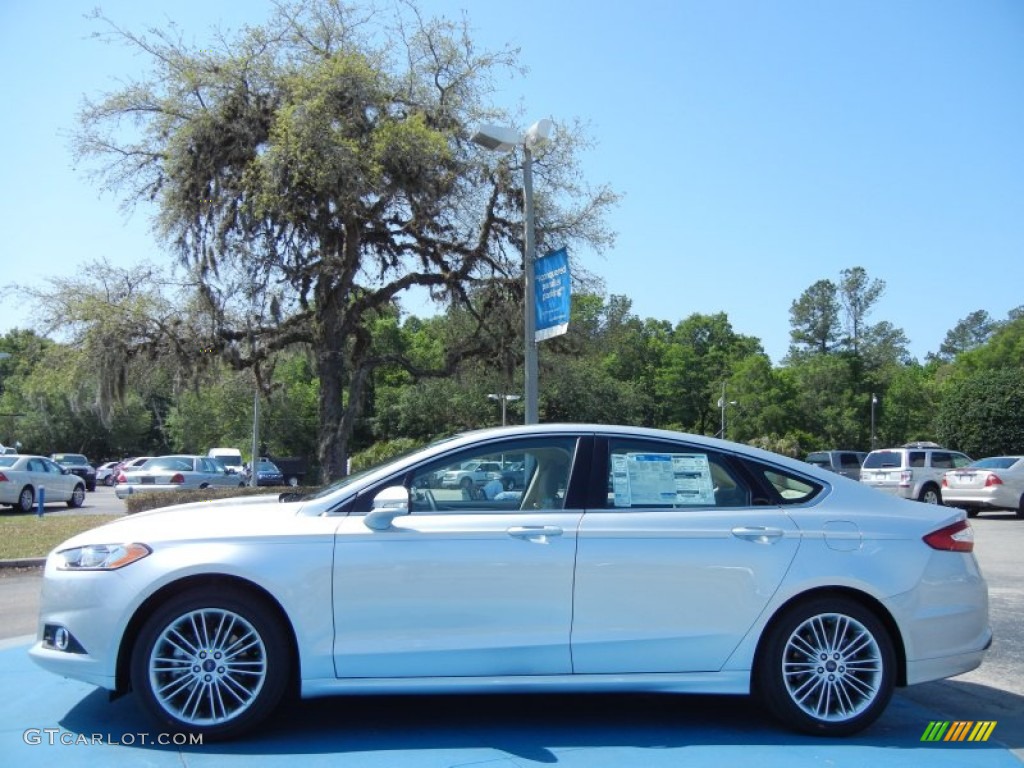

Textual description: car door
[38,458,73,500]
[332,435,586,678]
[572,436,803,674]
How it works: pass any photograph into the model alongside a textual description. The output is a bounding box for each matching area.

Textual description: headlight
[57,543,152,570]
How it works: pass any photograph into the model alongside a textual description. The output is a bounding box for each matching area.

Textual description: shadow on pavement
[57,684,1021,762]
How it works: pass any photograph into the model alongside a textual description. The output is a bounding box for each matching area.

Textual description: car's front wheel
[130,587,291,740]
[756,596,895,736]
[67,484,85,508]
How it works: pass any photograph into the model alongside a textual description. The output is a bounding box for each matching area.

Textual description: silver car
[32,425,990,740]
[942,456,1024,518]
[114,454,246,499]
[0,455,87,511]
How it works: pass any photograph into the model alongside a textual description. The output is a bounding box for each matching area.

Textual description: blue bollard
[37,486,45,517]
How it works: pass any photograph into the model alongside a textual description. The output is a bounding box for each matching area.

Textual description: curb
[0,559,45,569]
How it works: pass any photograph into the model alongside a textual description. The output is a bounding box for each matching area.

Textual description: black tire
[1016,495,1024,520]
[756,596,895,736]
[966,507,980,519]
[87,481,96,492]
[67,484,86,508]
[130,586,291,741]
[16,486,34,513]
[918,485,942,505]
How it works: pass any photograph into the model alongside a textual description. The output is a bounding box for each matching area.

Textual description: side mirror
[364,485,410,531]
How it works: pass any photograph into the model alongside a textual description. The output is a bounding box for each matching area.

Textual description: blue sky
[1,0,1021,364]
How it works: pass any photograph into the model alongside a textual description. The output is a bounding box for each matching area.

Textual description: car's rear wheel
[16,486,34,513]
[756,596,894,736]
[130,587,291,740]
[67,484,85,508]
[918,485,942,505]
[1016,495,1024,520]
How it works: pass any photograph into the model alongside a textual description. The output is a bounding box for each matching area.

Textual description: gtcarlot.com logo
[920,721,997,743]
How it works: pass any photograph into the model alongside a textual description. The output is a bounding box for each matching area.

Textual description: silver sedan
[942,456,1024,518]
[32,424,990,741]
[114,454,247,499]
[0,455,86,511]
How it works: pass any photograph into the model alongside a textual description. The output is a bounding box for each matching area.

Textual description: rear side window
[930,452,954,469]
[605,439,751,508]
[839,453,862,469]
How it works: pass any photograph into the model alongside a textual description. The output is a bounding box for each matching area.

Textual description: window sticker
[612,452,716,507]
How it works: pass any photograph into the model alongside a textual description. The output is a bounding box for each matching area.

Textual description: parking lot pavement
[0,636,1018,768]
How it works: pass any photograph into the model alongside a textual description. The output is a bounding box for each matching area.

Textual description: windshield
[54,454,88,465]
[300,434,463,502]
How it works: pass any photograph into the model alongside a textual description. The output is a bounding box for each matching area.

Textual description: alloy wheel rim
[781,612,883,722]
[149,608,267,725]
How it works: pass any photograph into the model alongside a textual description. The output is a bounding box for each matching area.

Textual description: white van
[208,447,245,475]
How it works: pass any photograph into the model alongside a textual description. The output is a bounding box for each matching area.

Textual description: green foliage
[936,368,1024,457]
[350,437,424,472]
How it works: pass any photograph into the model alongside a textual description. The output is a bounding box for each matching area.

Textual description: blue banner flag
[534,247,570,341]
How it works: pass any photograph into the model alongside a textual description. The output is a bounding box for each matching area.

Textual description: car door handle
[731,526,786,543]
[507,526,563,540]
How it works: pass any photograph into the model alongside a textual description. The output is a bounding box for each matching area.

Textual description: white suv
[859,443,972,504]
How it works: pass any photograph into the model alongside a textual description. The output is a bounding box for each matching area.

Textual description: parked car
[50,453,97,492]
[95,461,121,486]
[805,450,868,480]
[440,460,504,490]
[859,443,972,504]
[111,457,155,485]
[941,456,1024,518]
[268,455,307,487]
[32,424,989,741]
[0,455,86,511]
[208,447,245,476]
[114,455,247,499]
[253,458,286,487]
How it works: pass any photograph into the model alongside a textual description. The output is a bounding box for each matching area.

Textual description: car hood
[54,493,305,550]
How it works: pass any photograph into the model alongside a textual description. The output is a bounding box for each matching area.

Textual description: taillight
[984,473,1003,487]
[169,473,186,484]
[116,472,126,483]
[941,477,948,488]
[923,520,974,552]
[899,470,912,487]
[0,472,8,483]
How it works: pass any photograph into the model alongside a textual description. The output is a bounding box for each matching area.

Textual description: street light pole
[717,382,737,440]
[522,142,539,425]
[488,393,522,426]
[871,393,877,449]
[471,119,552,425]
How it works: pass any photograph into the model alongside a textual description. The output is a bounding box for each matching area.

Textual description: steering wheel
[412,487,437,512]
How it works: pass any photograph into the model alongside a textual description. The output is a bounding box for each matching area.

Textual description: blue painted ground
[0,638,1017,767]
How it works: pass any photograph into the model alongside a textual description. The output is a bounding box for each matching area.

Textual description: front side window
[401,437,578,514]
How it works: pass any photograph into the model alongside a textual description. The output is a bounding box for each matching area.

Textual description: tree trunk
[314,274,349,484]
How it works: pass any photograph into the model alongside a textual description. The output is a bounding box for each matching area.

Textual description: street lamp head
[470,124,522,153]
[524,119,553,149]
